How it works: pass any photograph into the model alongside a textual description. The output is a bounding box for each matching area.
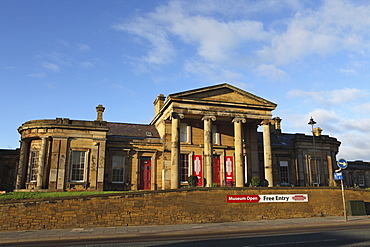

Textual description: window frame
[180,153,190,183]
[279,161,289,185]
[69,150,89,183]
[358,175,365,187]
[29,151,39,182]
[112,155,126,183]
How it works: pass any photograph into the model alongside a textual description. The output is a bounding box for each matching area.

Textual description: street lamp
[308,117,318,186]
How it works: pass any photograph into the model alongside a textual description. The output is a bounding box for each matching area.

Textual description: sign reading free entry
[227,194,308,203]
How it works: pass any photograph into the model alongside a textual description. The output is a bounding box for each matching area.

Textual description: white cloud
[78,43,90,51]
[80,61,94,68]
[27,72,46,78]
[258,1,370,65]
[42,62,60,72]
[255,64,287,81]
[339,69,357,75]
[287,88,368,106]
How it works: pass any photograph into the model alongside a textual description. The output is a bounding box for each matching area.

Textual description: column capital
[232,117,246,123]
[202,115,216,121]
[260,119,274,125]
[171,112,185,120]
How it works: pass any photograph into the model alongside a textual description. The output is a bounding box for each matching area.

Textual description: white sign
[258,194,308,203]
[227,194,308,203]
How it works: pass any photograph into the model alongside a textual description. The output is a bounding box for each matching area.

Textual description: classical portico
[151,83,277,189]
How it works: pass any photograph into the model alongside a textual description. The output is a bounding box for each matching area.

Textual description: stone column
[171,112,184,189]
[327,153,335,186]
[36,137,48,189]
[16,139,30,189]
[57,138,69,190]
[262,120,274,187]
[233,117,246,187]
[202,116,216,187]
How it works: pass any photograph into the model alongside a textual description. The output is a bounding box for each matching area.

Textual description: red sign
[193,155,203,186]
[227,195,260,203]
[225,156,234,186]
[292,195,307,201]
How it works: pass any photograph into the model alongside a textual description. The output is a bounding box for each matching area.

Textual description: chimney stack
[153,94,166,115]
[96,105,105,121]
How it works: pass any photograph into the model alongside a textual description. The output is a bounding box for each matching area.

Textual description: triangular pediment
[168,83,276,107]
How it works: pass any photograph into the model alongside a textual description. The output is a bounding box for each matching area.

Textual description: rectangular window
[212,125,220,144]
[112,155,125,183]
[279,161,289,185]
[29,151,39,182]
[180,123,188,142]
[180,154,189,183]
[358,175,365,186]
[70,151,86,182]
[310,158,320,185]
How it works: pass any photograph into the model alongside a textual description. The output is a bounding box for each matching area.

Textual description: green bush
[250,176,261,187]
[188,175,198,187]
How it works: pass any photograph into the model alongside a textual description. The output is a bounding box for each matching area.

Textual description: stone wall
[0,188,369,231]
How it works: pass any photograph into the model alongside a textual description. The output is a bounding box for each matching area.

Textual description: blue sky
[1,0,370,161]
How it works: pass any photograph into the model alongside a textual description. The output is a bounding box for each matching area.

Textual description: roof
[257,132,295,146]
[347,161,370,170]
[168,83,277,108]
[107,122,160,138]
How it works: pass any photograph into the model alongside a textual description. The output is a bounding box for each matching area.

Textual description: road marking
[243,238,337,246]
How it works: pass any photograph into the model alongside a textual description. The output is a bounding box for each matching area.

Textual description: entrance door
[139,157,151,190]
[213,155,221,185]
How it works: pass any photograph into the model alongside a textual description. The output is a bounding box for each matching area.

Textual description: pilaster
[36,137,48,189]
[202,115,216,187]
[171,112,184,189]
[262,119,274,187]
[233,117,246,187]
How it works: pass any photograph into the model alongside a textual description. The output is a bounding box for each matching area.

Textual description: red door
[140,158,151,190]
[213,155,221,185]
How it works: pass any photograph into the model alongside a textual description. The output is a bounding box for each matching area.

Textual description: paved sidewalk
[0,216,370,245]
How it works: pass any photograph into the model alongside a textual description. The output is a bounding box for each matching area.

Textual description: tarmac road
[1,216,370,247]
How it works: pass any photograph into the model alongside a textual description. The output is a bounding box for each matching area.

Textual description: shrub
[188,175,198,187]
[250,176,261,187]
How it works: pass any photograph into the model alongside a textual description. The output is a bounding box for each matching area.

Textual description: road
[5,223,370,247]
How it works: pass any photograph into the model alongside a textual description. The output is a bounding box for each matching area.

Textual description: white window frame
[180,123,191,143]
[279,161,289,185]
[212,125,220,145]
[29,151,39,182]
[112,155,125,183]
[358,175,365,187]
[70,150,89,182]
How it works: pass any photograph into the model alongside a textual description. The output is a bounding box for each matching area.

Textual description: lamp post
[308,117,318,186]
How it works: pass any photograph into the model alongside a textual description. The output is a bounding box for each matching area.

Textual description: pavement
[0,215,370,245]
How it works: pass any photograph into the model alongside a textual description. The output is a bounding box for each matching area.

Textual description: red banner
[227,195,260,203]
[193,155,203,186]
[225,156,234,186]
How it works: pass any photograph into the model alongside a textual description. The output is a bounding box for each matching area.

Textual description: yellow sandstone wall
[0,188,369,231]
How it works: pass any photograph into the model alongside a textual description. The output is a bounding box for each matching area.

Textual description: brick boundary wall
[0,188,369,231]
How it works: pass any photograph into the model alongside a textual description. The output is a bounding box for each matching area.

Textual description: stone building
[342,160,370,188]
[0,149,18,191]
[14,83,341,191]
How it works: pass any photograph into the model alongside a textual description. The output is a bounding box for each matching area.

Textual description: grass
[0,191,125,200]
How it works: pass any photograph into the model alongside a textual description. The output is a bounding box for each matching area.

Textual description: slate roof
[347,161,370,170]
[107,122,160,138]
[257,132,295,146]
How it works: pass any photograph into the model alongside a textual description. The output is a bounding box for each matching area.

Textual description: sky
[1,0,370,161]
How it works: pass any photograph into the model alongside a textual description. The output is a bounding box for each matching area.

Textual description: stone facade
[0,149,18,191]
[14,83,341,191]
[342,160,370,188]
